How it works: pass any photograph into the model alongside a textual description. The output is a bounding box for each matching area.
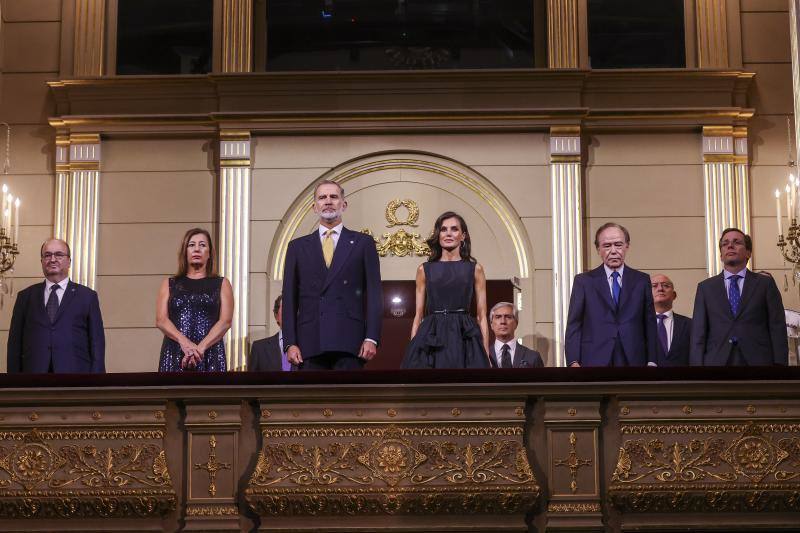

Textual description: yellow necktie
[322,229,335,267]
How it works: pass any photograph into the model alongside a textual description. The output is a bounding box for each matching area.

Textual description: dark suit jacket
[282,227,383,359]
[690,270,788,366]
[7,280,105,373]
[489,343,544,368]
[248,333,289,371]
[656,312,691,367]
[565,265,657,367]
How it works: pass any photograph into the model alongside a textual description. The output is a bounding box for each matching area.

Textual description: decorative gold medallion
[362,199,431,257]
[194,435,231,497]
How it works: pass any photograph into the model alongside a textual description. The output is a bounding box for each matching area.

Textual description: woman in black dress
[401,211,491,369]
[156,228,233,371]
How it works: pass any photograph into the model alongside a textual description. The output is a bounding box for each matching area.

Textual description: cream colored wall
[0,0,61,372]
[96,138,216,372]
[741,1,800,311]
[582,133,706,317]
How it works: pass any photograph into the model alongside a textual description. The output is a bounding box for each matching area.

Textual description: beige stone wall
[96,137,216,372]
[742,1,800,310]
[0,0,61,372]
[582,133,706,317]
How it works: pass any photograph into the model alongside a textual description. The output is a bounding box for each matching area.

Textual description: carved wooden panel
[0,405,175,524]
[245,401,539,531]
[610,401,800,517]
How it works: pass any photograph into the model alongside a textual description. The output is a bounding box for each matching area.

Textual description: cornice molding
[47,69,756,134]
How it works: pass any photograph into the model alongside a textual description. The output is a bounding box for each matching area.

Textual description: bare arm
[474,263,491,359]
[410,264,426,339]
[197,277,234,356]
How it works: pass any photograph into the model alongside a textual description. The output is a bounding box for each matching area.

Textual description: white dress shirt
[318,222,344,249]
[603,264,625,297]
[44,277,69,306]
[494,339,518,367]
[723,267,747,297]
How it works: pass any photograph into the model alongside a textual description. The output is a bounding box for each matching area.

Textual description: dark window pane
[588,0,685,69]
[266,0,534,71]
[117,0,213,75]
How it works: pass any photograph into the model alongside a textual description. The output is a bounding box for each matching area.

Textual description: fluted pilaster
[550,126,583,367]
[219,131,252,370]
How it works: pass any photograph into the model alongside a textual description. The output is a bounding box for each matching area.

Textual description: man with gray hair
[488,301,543,368]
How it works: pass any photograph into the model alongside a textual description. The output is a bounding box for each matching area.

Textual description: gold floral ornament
[362,199,431,258]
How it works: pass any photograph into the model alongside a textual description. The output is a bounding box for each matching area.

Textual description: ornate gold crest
[363,199,431,258]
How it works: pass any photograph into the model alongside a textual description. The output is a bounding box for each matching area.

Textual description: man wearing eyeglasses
[7,239,105,373]
[651,274,691,367]
[690,228,787,366]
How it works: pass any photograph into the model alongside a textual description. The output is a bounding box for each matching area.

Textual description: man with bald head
[7,239,105,373]
[651,274,691,366]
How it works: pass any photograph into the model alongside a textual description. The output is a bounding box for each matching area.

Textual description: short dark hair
[314,180,345,198]
[718,228,752,252]
[272,294,282,316]
[40,239,71,258]
[594,222,630,248]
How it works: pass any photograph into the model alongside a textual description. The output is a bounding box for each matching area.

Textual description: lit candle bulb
[13,198,20,244]
[777,189,784,236]
[1,185,7,234]
[787,184,792,223]
[5,194,12,234]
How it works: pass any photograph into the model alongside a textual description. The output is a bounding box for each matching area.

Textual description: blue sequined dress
[401,261,490,369]
[158,276,226,372]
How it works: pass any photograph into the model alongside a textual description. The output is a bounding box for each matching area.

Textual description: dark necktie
[46,284,60,323]
[611,271,621,306]
[728,274,742,316]
[500,344,512,368]
[656,313,669,354]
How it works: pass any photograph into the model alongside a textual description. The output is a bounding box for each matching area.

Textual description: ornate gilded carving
[246,424,538,516]
[554,432,592,493]
[548,502,601,513]
[384,199,420,227]
[186,503,239,516]
[362,199,431,257]
[0,429,176,518]
[610,422,800,513]
[194,435,231,497]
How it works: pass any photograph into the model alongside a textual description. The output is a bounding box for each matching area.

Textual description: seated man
[651,274,691,366]
[248,295,293,371]
[488,301,543,368]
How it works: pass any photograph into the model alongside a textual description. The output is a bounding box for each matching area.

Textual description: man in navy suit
[488,302,543,368]
[566,222,657,367]
[651,273,691,366]
[690,228,787,366]
[7,239,105,373]
[282,180,383,370]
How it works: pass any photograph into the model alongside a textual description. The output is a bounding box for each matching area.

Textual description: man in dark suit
[651,273,691,366]
[249,294,294,371]
[7,239,105,373]
[282,180,383,370]
[488,302,543,368]
[566,222,657,367]
[691,228,787,366]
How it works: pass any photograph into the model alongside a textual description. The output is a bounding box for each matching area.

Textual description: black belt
[432,309,466,315]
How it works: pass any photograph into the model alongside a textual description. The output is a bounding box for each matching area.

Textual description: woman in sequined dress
[156,228,233,372]
[401,211,491,369]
